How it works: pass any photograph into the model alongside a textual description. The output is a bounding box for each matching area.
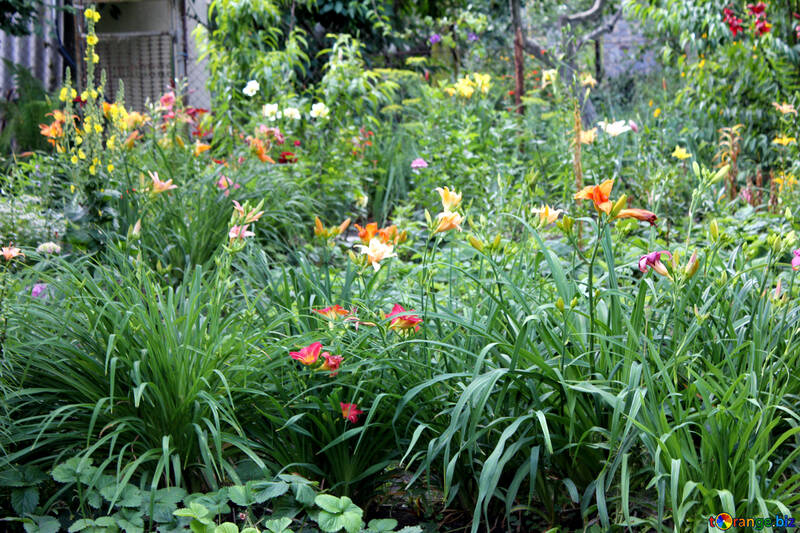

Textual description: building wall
[0,0,210,111]
[0,3,64,94]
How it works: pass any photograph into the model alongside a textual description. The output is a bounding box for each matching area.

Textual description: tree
[509,0,622,120]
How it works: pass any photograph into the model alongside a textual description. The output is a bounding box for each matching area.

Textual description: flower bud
[130,218,142,239]
[468,235,485,252]
[570,296,578,308]
[684,250,699,279]
[555,297,565,312]
[560,215,574,235]
[692,161,701,177]
[609,194,627,218]
[491,234,502,251]
[710,165,729,185]
[709,219,719,242]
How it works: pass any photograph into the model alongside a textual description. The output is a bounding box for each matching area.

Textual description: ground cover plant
[1,1,800,532]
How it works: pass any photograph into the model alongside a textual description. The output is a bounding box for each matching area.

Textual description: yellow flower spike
[87,34,98,46]
[107,164,114,172]
[653,108,661,118]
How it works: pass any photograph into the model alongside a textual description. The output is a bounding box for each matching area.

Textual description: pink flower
[386,304,422,332]
[160,91,176,109]
[31,283,48,299]
[792,249,800,271]
[321,353,343,376]
[294,140,301,147]
[340,402,364,423]
[411,158,428,169]
[290,342,323,365]
[229,224,255,241]
[628,120,638,133]
[639,250,672,278]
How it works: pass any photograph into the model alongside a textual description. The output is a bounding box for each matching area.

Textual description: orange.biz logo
[709,513,796,530]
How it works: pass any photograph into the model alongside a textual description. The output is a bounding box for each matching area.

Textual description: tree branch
[560,0,610,26]
[510,0,555,68]
[576,8,623,51]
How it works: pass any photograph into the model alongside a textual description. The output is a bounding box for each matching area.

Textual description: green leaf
[214,523,240,533]
[263,517,293,533]
[22,515,61,533]
[314,494,341,514]
[11,487,39,516]
[367,518,397,532]
[227,485,255,507]
[252,480,289,504]
[291,482,316,507]
[113,508,144,533]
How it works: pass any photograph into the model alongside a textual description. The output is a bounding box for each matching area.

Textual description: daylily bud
[491,234,502,251]
[555,297,565,312]
[785,207,793,220]
[684,250,699,279]
[468,235,484,252]
[609,194,627,218]
[570,296,578,308]
[424,209,432,226]
[711,165,729,185]
[693,305,709,322]
[709,219,719,242]
[716,271,728,288]
[314,216,326,237]
[692,161,701,177]
[130,218,142,239]
[560,215,574,235]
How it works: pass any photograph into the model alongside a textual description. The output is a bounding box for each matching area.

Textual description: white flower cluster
[0,196,66,246]
[261,102,329,121]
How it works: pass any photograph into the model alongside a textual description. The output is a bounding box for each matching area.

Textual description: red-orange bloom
[615,208,658,226]
[574,179,615,214]
[313,305,349,320]
[354,222,378,243]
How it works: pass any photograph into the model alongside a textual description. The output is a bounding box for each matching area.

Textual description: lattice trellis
[90,31,175,111]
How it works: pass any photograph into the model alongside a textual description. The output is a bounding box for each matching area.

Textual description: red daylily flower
[278,151,297,164]
[386,304,422,332]
[290,342,322,365]
[313,305,349,320]
[341,403,364,423]
[321,353,343,376]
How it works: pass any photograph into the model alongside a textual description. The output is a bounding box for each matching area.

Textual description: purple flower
[411,158,428,169]
[31,283,48,299]
[639,250,672,278]
[467,32,478,42]
[740,188,752,203]
[628,120,639,133]
[429,34,442,44]
[792,249,800,271]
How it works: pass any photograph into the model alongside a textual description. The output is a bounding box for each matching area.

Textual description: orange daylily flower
[148,171,177,194]
[574,179,615,214]
[615,208,657,226]
[314,216,351,239]
[2,246,24,261]
[434,186,462,211]
[193,142,211,156]
[313,305,350,320]
[354,222,379,243]
[434,211,465,233]
[124,130,142,149]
